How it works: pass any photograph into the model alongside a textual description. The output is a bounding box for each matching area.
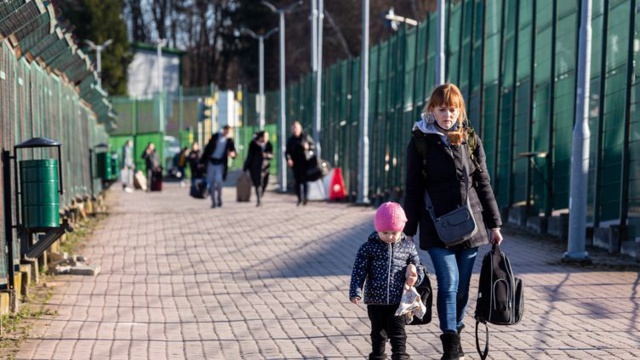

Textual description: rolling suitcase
[134,170,147,191]
[236,171,252,202]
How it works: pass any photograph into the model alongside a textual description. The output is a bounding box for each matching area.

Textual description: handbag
[306,154,330,181]
[424,145,478,246]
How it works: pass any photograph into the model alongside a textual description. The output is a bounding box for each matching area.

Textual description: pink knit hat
[374,202,408,232]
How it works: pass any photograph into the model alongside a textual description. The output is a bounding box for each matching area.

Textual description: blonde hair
[423,83,468,146]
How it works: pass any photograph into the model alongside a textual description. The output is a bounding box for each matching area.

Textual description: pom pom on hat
[374,202,408,232]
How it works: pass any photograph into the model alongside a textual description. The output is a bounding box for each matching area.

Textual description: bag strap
[475,319,490,360]
[424,145,472,221]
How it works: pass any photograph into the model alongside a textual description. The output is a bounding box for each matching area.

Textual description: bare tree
[119,0,438,91]
[124,0,149,43]
[151,0,171,40]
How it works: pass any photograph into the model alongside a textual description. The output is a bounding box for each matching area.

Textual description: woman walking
[403,83,503,360]
[243,131,271,207]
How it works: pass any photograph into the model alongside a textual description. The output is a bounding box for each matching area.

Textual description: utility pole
[564,0,592,264]
[85,39,113,88]
[357,0,370,205]
[243,28,279,130]
[262,0,303,193]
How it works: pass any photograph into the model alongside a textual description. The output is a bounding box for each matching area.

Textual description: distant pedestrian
[141,142,160,192]
[243,131,272,207]
[403,83,503,359]
[285,121,314,206]
[177,146,189,187]
[260,131,274,195]
[349,202,423,360]
[188,142,202,188]
[200,125,236,208]
[121,139,134,193]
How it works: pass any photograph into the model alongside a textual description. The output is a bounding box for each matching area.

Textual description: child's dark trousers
[367,304,410,360]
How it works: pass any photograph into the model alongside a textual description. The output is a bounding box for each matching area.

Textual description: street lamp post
[242,27,279,131]
[358,0,370,205]
[156,38,167,132]
[564,0,592,264]
[311,0,324,158]
[436,0,445,85]
[262,0,303,193]
[156,38,167,93]
[85,39,113,88]
[385,7,418,30]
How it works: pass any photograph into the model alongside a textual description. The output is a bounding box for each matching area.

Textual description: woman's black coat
[243,140,265,187]
[403,133,502,250]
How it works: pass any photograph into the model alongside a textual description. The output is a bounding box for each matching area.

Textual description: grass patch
[59,216,99,255]
[0,278,58,359]
[0,208,104,359]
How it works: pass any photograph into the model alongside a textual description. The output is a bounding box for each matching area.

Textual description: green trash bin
[20,159,59,228]
[96,152,111,180]
[109,152,120,181]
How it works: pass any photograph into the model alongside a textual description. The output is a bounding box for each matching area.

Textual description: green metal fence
[110,95,167,172]
[256,0,639,241]
[0,0,112,286]
[109,86,227,174]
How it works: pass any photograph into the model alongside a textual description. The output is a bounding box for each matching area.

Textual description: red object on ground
[329,168,347,201]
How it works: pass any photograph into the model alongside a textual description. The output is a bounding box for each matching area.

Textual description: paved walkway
[15,173,640,359]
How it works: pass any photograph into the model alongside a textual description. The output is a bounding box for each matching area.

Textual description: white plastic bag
[395,285,427,324]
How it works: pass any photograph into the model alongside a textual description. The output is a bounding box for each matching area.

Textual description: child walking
[349,202,424,360]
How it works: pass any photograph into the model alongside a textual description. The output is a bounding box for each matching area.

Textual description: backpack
[190,177,208,199]
[406,267,433,325]
[412,121,481,180]
[474,244,524,359]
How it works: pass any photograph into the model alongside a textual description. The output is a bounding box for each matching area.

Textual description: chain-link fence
[0,1,112,286]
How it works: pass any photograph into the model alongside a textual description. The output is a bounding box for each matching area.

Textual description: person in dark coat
[187,142,202,188]
[243,131,270,207]
[260,131,274,195]
[199,125,236,208]
[403,83,503,360]
[285,121,314,206]
[141,142,160,192]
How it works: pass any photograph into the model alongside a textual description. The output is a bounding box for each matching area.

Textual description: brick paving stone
[12,173,640,359]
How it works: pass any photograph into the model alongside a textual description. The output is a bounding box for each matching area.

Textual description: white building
[127,43,185,97]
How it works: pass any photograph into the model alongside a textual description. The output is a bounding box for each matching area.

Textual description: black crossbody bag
[424,145,478,246]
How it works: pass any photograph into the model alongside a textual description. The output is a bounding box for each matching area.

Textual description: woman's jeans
[428,246,478,333]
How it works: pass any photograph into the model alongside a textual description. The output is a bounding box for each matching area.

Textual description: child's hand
[405,264,418,287]
[351,297,360,305]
